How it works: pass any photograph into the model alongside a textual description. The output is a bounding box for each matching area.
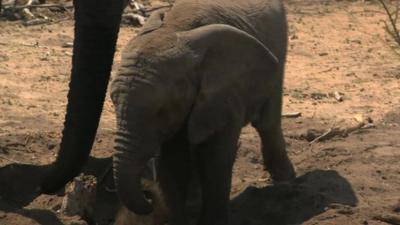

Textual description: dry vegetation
[378,0,400,47]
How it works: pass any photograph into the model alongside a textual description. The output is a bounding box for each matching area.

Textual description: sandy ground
[0,0,400,224]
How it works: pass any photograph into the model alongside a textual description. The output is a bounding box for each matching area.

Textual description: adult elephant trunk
[113,124,158,215]
[40,0,125,194]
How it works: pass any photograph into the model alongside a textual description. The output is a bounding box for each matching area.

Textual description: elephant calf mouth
[113,180,169,225]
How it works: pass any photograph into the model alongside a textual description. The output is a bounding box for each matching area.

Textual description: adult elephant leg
[251,76,295,182]
[40,0,125,194]
[194,125,241,225]
[158,130,191,225]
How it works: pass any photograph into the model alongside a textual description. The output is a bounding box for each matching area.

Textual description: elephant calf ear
[187,91,234,144]
[177,24,280,144]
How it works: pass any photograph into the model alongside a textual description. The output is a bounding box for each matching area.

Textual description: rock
[333,91,344,102]
[62,42,73,48]
[282,112,302,118]
[61,174,97,217]
[122,13,146,26]
[354,114,373,124]
[21,8,35,20]
[354,114,365,123]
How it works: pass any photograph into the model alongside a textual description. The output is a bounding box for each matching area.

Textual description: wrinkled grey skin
[39,0,131,194]
[111,0,296,224]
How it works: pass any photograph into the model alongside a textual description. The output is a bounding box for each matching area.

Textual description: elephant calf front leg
[158,134,191,225]
[193,125,241,225]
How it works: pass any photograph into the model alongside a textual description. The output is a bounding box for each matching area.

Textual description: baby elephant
[110,0,296,224]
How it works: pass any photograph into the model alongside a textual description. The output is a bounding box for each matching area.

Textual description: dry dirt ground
[0,0,400,224]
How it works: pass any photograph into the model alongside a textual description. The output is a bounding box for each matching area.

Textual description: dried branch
[307,122,374,144]
[378,0,400,46]
[282,112,302,118]
[374,214,400,225]
[14,3,73,10]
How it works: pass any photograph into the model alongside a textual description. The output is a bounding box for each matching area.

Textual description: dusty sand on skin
[0,0,400,224]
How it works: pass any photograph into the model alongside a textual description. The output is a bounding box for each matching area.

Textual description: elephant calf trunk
[113,128,159,215]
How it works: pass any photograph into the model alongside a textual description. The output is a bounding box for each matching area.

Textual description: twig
[361,123,376,129]
[0,41,43,47]
[282,112,302,118]
[14,3,73,10]
[343,122,366,134]
[310,128,335,144]
[309,122,370,144]
[24,135,32,146]
[378,0,400,45]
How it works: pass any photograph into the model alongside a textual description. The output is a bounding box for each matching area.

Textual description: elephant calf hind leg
[255,127,295,182]
[252,102,295,182]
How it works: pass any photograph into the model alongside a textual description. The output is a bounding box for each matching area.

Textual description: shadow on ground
[0,156,118,225]
[0,157,357,225]
[230,170,358,225]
